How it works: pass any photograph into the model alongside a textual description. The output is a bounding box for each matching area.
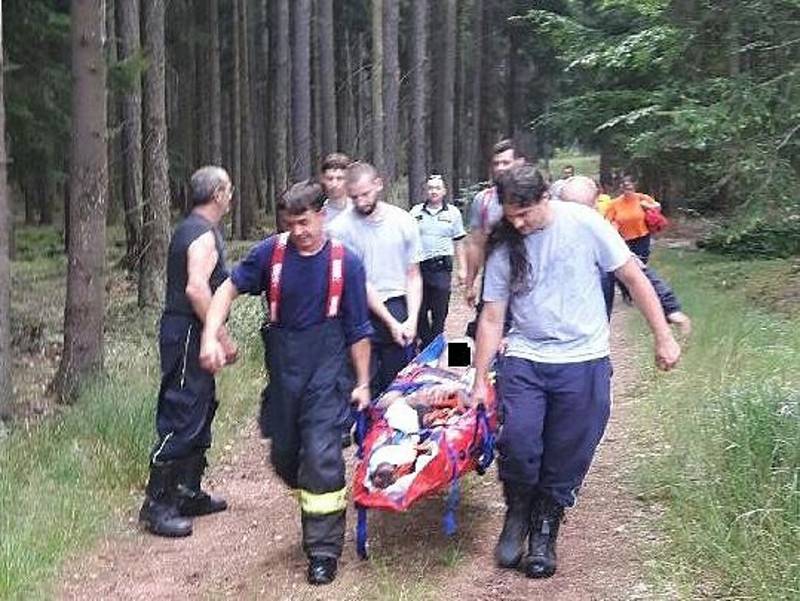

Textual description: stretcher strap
[475,403,496,475]
[441,438,460,537]
[268,234,346,323]
[356,505,368,560]
[354,409,369,460]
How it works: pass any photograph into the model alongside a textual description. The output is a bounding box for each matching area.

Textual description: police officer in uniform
[139,166,237,538]
[409,174,467,348]
[200,180,372,585]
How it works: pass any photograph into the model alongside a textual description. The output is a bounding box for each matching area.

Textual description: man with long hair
[471,164,681,579]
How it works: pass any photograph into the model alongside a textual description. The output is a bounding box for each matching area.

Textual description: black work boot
[307,556,338,585]
[139,461,193,537]
[495,482,536,568]
[524,493,565,579]
[176,453,228,517]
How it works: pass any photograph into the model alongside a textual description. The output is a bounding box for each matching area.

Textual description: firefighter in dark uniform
[200,180,372,586]
[409,174,467,348]
[139,166,237,538]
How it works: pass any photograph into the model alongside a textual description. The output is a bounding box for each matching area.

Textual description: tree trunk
[139,0,171,308]
[478,1,496,176]
[273,0,290,195]
[176,0,196,202]
[105,0,120,227]
[0,1,11,413]
[371,0,384,173]
[337,26,356,156]
[471,0,484,180]
[408,0,427,206]
[208,0,223,165]
[238,0,257,237]
[318,0,337,157]
[116,0,143,270]
[439,0,456,193]
[55,0,108,401]
[382,0,399,183]
[230,0,243,238]
[291,0,312,180]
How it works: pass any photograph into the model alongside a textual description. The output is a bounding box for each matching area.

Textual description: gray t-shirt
[328,203,423,301]
[468,187,503,234]
[483,201,631,363]
[409,202,466,260]
[324,197,351,225]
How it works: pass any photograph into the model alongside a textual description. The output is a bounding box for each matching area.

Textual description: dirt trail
[58,300,667,601]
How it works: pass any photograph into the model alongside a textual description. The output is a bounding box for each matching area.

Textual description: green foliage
[700,208,800,258]
[521,0,800,253]
[632,249,800,599]
[108,51,149,93]
[4,0,71,191]
[0,288,264,600]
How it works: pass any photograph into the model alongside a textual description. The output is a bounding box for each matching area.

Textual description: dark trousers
[266,319,349,558]
[626,234,651,264]
[418,271,451,349]
[370,296,412,395]
[497,356,612,508]
[603,266,682,319]
[151,314,217,464]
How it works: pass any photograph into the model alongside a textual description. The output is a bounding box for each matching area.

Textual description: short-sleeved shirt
[324,197,351,225]
[409,202,466,260]
[482,201,632,363]
[327,203,423,301]
[469,187,503,234]
[230,236,373,345]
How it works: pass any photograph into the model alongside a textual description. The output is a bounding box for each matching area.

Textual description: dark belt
[420,255,453,273]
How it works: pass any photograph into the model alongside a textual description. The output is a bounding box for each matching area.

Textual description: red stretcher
[351,335,498,559]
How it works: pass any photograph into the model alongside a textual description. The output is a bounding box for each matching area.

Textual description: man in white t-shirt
[471,164,681,579]
[328,162,423,394]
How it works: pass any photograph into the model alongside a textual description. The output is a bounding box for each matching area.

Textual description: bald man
[561,176,691,333]
[140,166,237,538]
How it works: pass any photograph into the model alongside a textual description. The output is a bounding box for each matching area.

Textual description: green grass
[0,226,266,601]
[547,150,600,180]
[630,248,800,600]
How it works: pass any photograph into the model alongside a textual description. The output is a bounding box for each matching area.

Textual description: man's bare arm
[185,231,219,322]
[614,258,681,371]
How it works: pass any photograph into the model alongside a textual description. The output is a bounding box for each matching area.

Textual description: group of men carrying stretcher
[137,140,682,585]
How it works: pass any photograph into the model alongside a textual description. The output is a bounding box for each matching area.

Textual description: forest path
[58,291,667,601]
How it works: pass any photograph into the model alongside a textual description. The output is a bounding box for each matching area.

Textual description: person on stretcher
[366,364,475,491]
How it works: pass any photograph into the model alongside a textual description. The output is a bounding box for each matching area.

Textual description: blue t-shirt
[482,201,631,363]
[230,236,373,345]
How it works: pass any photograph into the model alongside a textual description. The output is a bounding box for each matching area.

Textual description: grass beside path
[0,230,266,601]
[630,248,800,600]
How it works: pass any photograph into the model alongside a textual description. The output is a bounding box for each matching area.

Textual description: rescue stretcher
[351,335,498,559]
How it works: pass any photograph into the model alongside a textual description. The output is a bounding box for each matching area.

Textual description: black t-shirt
[164,213,228,317]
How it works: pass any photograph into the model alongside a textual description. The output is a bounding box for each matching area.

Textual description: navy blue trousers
[370,296,412,395]
[497,356,612,507]
[151,314,217,463]
[602,266,682,320]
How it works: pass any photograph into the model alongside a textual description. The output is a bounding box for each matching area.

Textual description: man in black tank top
[139,166,237,538]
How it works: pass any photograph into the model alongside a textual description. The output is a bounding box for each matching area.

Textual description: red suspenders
[268,232,345,324]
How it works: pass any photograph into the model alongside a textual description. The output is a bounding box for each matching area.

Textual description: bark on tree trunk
[55,0,109,401]
[231,0,243,238]
[139,0,171,308]
[408,0,428,207]
[273,0,290,196]
[0,1,12,413]
[291,0,312,180]
[439,0,456,193]
[208,0,223,165]
[116,0,143,271]
[471,0,484,181]
[318,0,337,157]
[238,0,257,237]
[371,0,384,173]
[382,0,399,184]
